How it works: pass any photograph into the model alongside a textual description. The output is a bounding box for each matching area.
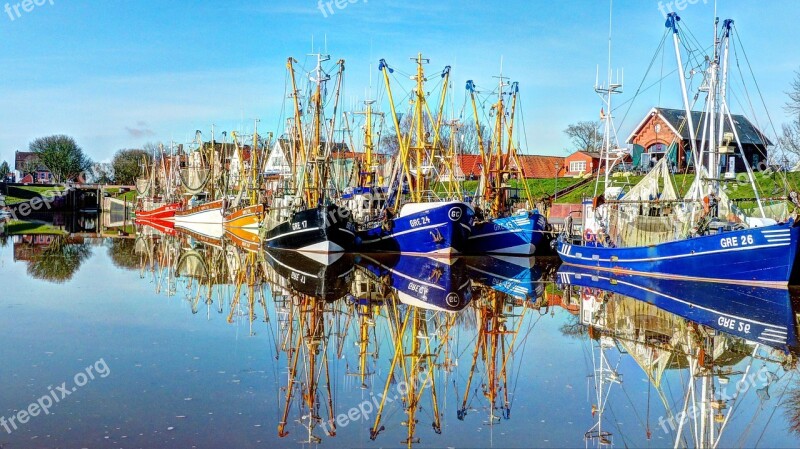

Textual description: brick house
[563,151,602,177]
[626,107,770,173]
[15,151,53,184]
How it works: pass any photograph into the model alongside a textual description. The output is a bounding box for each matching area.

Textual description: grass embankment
[3,185,60,205]
[551,171,800,204]
[5,220,67,235]
[434,177,585,200]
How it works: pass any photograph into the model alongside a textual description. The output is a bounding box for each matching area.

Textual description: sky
[2,0,800,168]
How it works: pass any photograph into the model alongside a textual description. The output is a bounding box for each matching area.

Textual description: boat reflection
[557,266,799,448]
[120,222,800,447]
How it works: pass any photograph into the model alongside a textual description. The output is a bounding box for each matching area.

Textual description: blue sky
[1,0,799,167]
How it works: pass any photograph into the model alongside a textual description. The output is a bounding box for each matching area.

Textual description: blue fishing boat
[355,253,472,312]
[465,255,548,300]
[468,212,546,255]
[557,265,798,350]
[558,219,800,288]
[356,201,474,255]
[461,78,548,256]
[558,13,800,288]
[353,56,475,255]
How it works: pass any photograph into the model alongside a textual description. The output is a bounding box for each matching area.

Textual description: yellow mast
[287,57,307,206]
[379,59,415,209]
[411,53,427,202]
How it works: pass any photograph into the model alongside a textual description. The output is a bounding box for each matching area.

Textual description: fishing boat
[223,125,267,233]
[557,264,798,349]
[465,255,548,301]
[464,77,547,255]
[355,253,472,312]
[557,14,800,288]
[367,264,457,444]
[559,266,798,448]
[261,54,355,256]
[263,247,354,302]
[354,55,474,256]
[135,143,182,220]
[174,129,227,233]
[134,217,177,237]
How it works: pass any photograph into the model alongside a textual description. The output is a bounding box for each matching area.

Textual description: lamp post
[554,162,561,201]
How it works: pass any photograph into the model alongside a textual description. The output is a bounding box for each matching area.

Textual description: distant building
[626,107,770,173]
[563,151,602,177]
[15,151,53,184]
[512,155,566,179]
[442,154,566,181]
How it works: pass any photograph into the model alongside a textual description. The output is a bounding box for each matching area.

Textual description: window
[569,161,587,173]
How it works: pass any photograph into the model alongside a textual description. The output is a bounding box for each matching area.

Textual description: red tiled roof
[457,154,482,177]
[513,155,566,178]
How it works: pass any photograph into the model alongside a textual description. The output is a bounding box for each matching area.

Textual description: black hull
[263,204,355,253]
[264,248,355,302]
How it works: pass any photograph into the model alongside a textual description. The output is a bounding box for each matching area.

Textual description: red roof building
[512,155,566,179]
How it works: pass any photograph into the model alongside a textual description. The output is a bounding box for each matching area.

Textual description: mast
[287,57,307,208]
[666,13,700,180]
[353,97,384,189]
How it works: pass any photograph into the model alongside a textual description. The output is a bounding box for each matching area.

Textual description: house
[626,107,770,173]
[440,154,482,182]
[513,155,566,179]
[15,151,53,184]
[563,151,602,177]
[442,154,566,182]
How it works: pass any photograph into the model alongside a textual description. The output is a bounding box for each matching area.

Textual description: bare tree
[780,70,800,163]
[564,121,603,153]
[787,69,800,116]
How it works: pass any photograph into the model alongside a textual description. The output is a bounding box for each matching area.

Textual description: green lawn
[5,220,67,235]
[3,185,64,205]
[551,171,800,204]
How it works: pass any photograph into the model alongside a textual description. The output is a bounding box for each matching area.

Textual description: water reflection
[16,234,94,283]
[558,266,799,448]
[3,221,800,448]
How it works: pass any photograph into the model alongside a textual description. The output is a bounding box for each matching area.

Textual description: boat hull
[355,253,472,312]
[174,199,225,225]
[263,204,355,254]
[224,204,263,230]
[557,265,798,350]
[465,255,546,300]
[557,220,800,288]
[135,201,182,220]
[467,212,546,255]
[263,248,355,302]
[135,218,177,237]
[355,201,474,255]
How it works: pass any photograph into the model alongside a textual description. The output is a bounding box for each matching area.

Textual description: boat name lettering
[407,283,428,296]
[292,220,308,231]
[717,316,750,334]
[409,216,431,228]
[290,272,306,284]
[720,234,754,248]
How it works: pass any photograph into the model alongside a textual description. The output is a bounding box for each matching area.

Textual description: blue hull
[557,265,798,351]
[355,201,474,255]
[557,220,800,287]
[355,253,473,312]
[465,255,547,300]
[467,212,546,255]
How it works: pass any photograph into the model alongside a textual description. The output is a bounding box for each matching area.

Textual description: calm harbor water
[1,227,800,448]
